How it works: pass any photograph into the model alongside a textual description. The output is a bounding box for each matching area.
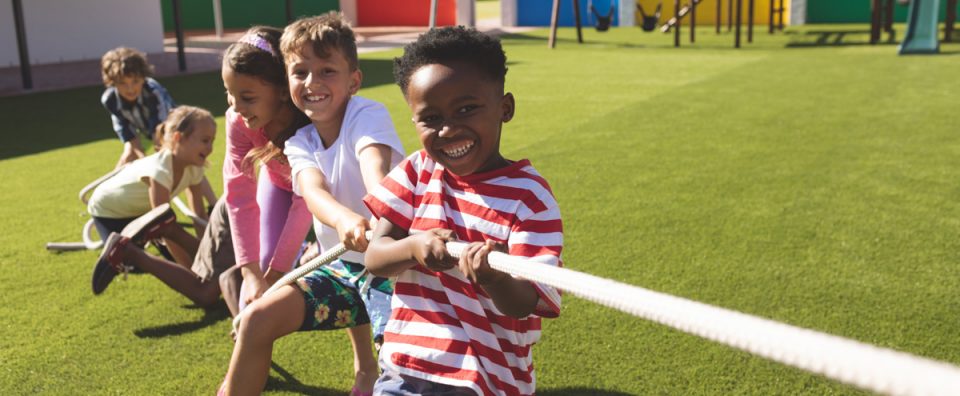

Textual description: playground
[2,0,960,394]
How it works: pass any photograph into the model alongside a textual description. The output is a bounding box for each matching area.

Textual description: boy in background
[100,47,176,167]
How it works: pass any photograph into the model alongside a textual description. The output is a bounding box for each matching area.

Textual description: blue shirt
[100,77,175,142]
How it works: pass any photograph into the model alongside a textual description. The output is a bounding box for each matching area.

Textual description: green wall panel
[161,0,339,31]
[807,0,954,24]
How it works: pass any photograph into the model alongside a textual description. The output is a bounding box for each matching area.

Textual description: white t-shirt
[284,96,405,263]
[88,149,206,218]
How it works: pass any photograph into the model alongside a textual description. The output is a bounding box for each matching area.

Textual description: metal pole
[777,0,783,30]
[12,0,32,90]
[548,0,560,48]
[747,0,754,42]
[675,0,681,46]
[734,0,742,47]
[213,0,223,38]
[727,0,732,31]
[716,0,721,33]
[430,0,438,28]
[286,0,294,23]
[172,0,186,71]
[573,0,583,43]
[945,0,957,42]
[768,0,774,33]
[691,0,697,42]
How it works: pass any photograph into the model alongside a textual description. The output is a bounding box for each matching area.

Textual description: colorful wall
[356,0,457,26]
[806,0,954,23]
[636,0,791,27]
[511,0,791,27]
[159,0,338,31]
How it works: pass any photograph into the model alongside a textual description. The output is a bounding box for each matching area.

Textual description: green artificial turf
[1,25,959,395]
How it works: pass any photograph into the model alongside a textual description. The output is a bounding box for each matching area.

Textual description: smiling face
[222,67,287,132]
[286,45,361,134]
[406,61,514,176]
[116,75,145,103]
[171,120,216,167]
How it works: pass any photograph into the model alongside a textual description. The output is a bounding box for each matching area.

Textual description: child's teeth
[443,141,474,158]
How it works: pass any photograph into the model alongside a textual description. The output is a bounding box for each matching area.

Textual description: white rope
[445,241,960,396]
[226,234,960,395]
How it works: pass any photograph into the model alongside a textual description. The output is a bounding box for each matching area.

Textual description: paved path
[0,20,533,97]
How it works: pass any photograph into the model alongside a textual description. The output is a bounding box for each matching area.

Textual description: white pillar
[501,0,517,27]
[457,0,476,26]
[619,0,635,26]
[790,0,806,25]
[339,0,358,26]
[212,0,223,38]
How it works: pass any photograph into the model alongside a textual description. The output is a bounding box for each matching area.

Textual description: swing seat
[590,5,616,32]
[637,2,662,32]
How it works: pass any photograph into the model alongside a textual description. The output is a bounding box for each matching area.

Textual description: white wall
[0,0,164,67]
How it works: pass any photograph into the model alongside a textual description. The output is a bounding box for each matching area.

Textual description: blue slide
[899,0,941,54]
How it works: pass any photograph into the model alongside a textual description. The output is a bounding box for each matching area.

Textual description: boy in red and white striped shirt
[363,27,563,396]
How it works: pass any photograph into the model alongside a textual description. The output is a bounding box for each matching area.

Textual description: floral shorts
[296,259,393,336]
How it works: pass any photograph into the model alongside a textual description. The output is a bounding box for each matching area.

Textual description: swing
[589,0,617,32]
[636,1,662,32]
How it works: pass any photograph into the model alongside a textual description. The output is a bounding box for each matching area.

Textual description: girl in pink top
[221,26,313,312]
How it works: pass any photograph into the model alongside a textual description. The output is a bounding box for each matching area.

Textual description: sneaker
[91,232,130,295]
[121,203,176,247]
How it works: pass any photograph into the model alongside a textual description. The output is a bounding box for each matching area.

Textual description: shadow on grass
[133,303,230,338]
[0,59,397,161]
[540,387,635,395]
[785,29,898,47]
[504,32,652,49]
[264,361,342,395]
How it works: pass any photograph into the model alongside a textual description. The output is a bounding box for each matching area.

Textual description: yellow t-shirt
[87,150,206,218]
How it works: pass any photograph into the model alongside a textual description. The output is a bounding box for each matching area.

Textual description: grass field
[2,25,959,395]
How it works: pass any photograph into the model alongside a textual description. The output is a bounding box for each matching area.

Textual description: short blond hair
[280,12,358,70]
[100,47,154,86]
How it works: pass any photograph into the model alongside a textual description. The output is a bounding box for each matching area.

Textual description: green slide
[899,0,941,54]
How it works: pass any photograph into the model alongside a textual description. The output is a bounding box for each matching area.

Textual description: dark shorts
[374,368,477,396]
[190,198,235,282]
[91,216,135,243]
[296,260,393,334]
[92,214,174,262]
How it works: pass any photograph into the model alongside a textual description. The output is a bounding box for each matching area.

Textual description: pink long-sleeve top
[222,108,311,272]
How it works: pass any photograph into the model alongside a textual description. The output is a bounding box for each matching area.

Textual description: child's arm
[366,219,459,277]
[297,143,394,252]
[457,241,540,318]
[147,178,173,208]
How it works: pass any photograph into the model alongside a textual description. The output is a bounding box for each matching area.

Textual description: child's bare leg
[222,285,305,396]
[219,266,243,317]
[347,324,378,394]
[159,224,200,259]
[123,244,220,307]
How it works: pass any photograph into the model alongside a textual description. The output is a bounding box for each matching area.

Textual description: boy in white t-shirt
[219,13,404,396]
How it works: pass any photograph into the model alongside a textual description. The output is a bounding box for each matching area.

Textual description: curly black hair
[393,26,507,95]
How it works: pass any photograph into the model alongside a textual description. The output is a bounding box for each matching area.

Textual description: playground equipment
[589,0,618,31]
[637,1,662,31]
[45,166,208,252]
[899,0,943,53]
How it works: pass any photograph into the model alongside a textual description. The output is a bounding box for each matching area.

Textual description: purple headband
[238,34,276,56]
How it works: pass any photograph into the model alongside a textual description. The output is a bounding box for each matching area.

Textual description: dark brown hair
[223,26,305,172]
[101,47,154,86]
[280,12,359,71]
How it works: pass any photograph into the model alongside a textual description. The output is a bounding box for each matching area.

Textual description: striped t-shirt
[364,150,563,396]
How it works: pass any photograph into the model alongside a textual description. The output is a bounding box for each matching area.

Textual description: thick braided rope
[445,241,960,396]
